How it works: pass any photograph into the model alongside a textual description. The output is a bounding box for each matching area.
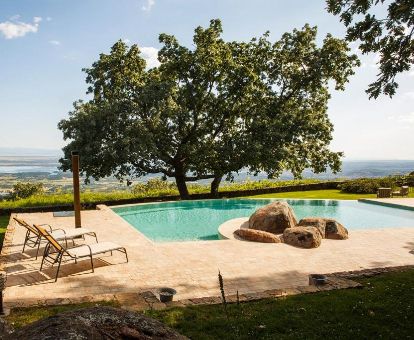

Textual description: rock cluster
[234,202,349,248]
[297,217,348,240]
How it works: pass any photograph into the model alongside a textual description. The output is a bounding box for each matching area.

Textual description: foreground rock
[234,228,281,243]
[298,217,348,240]
[6,306,188,340]
[249,201,297,234]
[283,227,322,248]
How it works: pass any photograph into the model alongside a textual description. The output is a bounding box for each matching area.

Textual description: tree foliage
[327,0,414,98]
[8,182,44,200]
[58,19,358,198]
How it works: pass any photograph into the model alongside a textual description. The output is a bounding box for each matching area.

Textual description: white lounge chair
[34,225,128,281]
[14,217,98,259]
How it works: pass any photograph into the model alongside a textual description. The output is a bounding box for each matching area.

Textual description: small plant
[8,182,44,200]
[218,270,228,319]
[131,178,176,195]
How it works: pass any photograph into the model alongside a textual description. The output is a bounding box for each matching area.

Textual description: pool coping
[358,199,414,211]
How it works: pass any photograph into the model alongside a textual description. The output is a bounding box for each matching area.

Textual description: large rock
[325,218,349,240]
[249,201,297,234]
[5,306,188,340]
[297,217,348,240]
[234,228,281,243]
[283,227,322,249]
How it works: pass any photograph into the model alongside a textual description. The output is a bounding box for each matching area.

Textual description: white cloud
[388,112,414,124]
[49,40,61,46]
[140,46,160,69]
[142,0,155,11]
[402,91,414,100]
[0,16,42,39]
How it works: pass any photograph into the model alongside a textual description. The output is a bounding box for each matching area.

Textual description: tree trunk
[210,175,222,197]
[175,174,190,199]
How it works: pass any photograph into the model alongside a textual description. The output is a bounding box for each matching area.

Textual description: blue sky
[0,0,413,159]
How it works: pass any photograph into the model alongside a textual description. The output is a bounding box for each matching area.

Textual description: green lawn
[6,301,119,329]
[146,269,414,339]
[6,269,414,338]
[0,214,9,249]
[248,188,414,200]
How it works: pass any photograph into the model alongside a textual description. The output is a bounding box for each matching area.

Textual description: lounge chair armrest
[38,224,53,232]
[51,228,66,235]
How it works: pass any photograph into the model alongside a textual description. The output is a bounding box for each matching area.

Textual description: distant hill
[0,148,62,157]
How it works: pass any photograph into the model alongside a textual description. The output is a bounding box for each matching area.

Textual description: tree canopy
[58,19,359,199]
[327,0,414,98]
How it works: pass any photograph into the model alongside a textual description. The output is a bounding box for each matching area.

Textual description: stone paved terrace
[2,204,414,308]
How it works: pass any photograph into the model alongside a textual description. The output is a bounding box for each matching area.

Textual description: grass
[0,214,9,249]
[146,269,414,339]
[6,269,414,338]
[247,189,378,200]
[0,179,327,210]
[6,301,119,329]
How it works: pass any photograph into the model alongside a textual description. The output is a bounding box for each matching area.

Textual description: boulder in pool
[249,201,297,234]
[297,217,348,240]
[234,228,282,243]
[283,226,322,248]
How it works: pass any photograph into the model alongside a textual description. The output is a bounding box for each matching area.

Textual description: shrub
[132,178,176,195]
[9,182,45,200]
[340,177,397,194]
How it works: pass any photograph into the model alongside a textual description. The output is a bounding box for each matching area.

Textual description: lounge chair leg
[123,248,128,263]
[55,255,63,282]
[40,244,50,271]
[36,237,42,260]
[90,255,94,273]
[22,230,30,253]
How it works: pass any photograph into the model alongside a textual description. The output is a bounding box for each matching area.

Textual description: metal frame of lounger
[13,217,98,259]
[35,225,128,282]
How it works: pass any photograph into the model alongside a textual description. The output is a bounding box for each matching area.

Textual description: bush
[9,182,45,200]
[340,177,398,194]
[396,174,414,187]
[132,178,176,195]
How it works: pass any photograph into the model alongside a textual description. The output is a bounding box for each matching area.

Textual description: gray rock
[283,227,322,249]
[297,217,348,240]
[234,228,282,243]
[5,306,188,340]
[249,201,297,234]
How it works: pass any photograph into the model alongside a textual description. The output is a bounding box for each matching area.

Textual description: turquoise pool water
[112,199,414,242]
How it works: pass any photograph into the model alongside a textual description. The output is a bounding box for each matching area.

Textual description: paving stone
[2,210,414,309]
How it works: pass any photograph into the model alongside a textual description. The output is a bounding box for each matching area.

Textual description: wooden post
[71,151,82,228]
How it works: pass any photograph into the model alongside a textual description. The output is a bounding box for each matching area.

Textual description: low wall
[0,181,342,215]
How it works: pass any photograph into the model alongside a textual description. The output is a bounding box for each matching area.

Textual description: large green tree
[58,20,359,199]
[327,0,414,98]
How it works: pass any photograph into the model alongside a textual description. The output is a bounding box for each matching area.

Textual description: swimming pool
[112,199,414,242]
